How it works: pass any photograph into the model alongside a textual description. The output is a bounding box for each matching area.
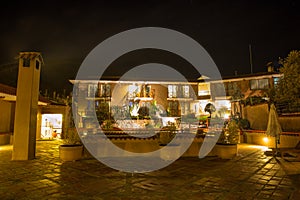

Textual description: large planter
[216,143,238,159]
[160,144,181,161]
[59,144,83,161]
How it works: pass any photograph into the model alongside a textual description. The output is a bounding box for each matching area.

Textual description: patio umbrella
[265,104,282,154]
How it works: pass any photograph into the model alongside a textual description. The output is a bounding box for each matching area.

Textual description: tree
[273,50,300,112]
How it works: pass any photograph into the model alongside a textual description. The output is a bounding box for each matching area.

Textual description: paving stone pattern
[1,141,300,199]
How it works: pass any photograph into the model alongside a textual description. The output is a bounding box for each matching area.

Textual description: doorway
[41,114,63,139]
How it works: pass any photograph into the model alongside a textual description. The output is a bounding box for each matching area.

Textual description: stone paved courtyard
[1,140,300,199]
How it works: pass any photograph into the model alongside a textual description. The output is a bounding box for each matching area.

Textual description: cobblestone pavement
[1,140,300,200]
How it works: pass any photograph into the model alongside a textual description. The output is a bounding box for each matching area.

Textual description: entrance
[41,114,63,139]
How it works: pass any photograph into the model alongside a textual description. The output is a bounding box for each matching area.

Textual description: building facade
[71,72,282,130]
[0,83,69,143]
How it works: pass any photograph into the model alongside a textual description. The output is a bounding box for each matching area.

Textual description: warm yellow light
[0,145,12,151]
[263,137,269,143]
[224,113,230,119]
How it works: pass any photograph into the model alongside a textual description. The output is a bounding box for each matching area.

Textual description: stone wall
[243,130,300,148]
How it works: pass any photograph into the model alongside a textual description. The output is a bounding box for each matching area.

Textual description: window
[250,79,269,90]
[168,85,177,98]
[180,101,190,115]
[168,85,190,98]
[182,85,190,98]
[273,77,280,86]
[99,84,111,97]
[211,83,226,97]
[128,84,140,98]
[140,84,151,97]
[87,84,98,97]
[35,60,40,70]
[168,101,179,116]
[198,83,210,96]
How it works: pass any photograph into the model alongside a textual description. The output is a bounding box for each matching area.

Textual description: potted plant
[59,128,83,161]
[216,120,240,159]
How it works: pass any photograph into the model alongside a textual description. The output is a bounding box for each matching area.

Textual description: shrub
[218,120,240,144]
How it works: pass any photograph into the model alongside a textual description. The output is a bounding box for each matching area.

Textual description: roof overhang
[0,93,48,106]
[69,79,198,85]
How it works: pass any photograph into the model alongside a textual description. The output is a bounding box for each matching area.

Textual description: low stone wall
[243,130,300,148]
[110,138,227,158]
[82,135,221,158]
[243,130,266,146]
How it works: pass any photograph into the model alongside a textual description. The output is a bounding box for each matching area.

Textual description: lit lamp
[263,137,269,144]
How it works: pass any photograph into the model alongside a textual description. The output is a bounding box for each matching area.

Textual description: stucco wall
[0,100,14,133]
[279,117,300,132]
[243,104,269,130]
[243,103,300,131]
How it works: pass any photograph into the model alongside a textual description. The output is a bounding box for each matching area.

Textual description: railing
[276,102,300,115]
[80,128,201,139]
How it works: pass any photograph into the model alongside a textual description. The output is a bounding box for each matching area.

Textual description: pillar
[12,52,43,160]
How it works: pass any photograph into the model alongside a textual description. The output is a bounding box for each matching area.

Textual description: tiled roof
[221,71,281,80]
[0,83,49,103]
[0,83,16,96]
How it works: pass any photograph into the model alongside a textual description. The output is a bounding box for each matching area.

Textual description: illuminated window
[168,85,177,98]
[128,84,140,98]
[180,101,190,115]
[250,79,269,90]
[88,84,98,97]
[99,84,111,97]
[141,84,151,97]
[198,83,210,96]
[273,77,280,86]
[183,85,189,98]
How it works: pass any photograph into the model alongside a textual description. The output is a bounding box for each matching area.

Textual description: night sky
[0,0,299,94]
